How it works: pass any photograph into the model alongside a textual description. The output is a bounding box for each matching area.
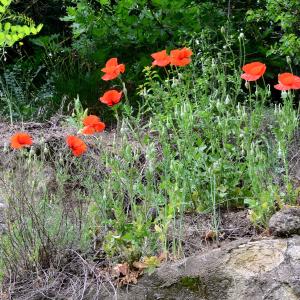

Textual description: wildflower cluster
[151,47,193,67]
[240,61,300,91]
[9,48,300,157]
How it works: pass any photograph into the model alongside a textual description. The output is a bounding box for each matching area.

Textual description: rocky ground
[98,208,300,300]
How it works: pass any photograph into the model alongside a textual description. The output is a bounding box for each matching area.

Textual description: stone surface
[227,239,287,278]
[269,207,300,237]
[99,236,300,300]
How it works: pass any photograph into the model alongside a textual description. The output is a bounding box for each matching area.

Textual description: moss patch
[179,276,206,294]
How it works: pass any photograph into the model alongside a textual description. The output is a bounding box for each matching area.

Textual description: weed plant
[0,63,55,122]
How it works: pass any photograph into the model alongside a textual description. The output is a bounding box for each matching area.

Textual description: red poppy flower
[274,73,300,91]
[99,90,123,106]
[81,115,105,135]
[10,132,33,149]
[101,58,125,81]
[170,47,193,67]
[241,62,266,81]
[66,135,87,157]
[151,50,170,67]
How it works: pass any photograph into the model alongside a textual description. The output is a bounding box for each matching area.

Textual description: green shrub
[62,0,225,80]
[246,0,300,65]
[0,62,56,122]
[0,0,43,49]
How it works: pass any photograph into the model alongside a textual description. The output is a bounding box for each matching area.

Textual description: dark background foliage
[1,0,299,121]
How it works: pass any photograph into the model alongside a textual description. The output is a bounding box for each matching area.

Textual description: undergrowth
[0,32,299,297]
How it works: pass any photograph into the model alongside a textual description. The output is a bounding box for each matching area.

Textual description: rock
[98,237,300,300]
[269,207,300,237]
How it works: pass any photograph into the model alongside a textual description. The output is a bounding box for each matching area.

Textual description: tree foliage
[0,0,43,49]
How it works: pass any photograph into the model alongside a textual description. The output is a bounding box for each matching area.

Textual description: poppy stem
[255,81,259,102]
[114,109,120,132]
[121,81,129,105]
[247,81,252,110]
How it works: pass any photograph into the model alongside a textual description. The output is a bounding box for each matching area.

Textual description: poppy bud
[286,56,291,65]
[281,90,288,100]
[120,124,128,134]
[171,78,179,88]
[43,145,49,155]
[238,33,245,40]
[3,142,8,153]
[225,95,230,104]
[277,147,282,158]
[211,58,216,69]
[29,148,35,158]
[221,26,225,34]
[245,81,250,89]
[266,85,271,97]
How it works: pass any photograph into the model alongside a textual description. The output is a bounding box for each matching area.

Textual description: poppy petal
[278,73,294,85]
[151,50,170,67]
[106,58,118,68]
[274,83,289,91]
[100,90,123,106]
[81,126,96,135]
[10,132,33,149]
[83,115,100,126]
[102,73,118,81]
[118,64,125,73]
[170,48,193,67]
[241,73,261,81]
[94,122,105,132]
[66,136,87,157]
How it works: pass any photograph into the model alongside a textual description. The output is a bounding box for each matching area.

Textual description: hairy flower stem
[121,81,129,106]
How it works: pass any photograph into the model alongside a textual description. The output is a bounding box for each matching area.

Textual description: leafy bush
[246,0,300,65]
[0,62,56,122]
[62,0,225,79]
[0,0,43,50]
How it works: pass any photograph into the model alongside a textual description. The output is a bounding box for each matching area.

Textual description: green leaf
[99,0,110,4]
[36,24,43,32]
[4,22,11,31]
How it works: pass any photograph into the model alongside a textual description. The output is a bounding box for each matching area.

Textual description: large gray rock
[269,207,300,237]
[99,237,300,300]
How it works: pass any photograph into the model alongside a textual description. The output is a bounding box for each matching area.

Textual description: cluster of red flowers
[240,61,300,90]
[10,113,105,157]
[99,58,124,107]
[151,47,193,67]
[9,50,299,156]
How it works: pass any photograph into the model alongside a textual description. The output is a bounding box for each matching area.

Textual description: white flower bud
[225,95,230,104]
[29,148,35,157]
[281,91,288,100]
[43,145,49,155]
[3,142,8,153]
